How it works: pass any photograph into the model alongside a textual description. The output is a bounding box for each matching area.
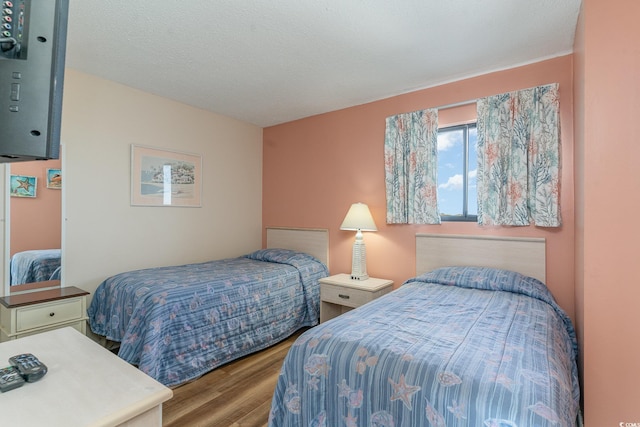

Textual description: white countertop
[0,327,173,426]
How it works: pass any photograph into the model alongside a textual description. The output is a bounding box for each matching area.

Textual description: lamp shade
[340,203,377,231]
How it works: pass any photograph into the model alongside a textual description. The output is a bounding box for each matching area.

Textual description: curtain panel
[476,83,561,227]
[384,109,440,224]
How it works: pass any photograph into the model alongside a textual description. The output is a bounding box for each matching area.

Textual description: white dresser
[0,286,89,342]
[0,327,173,426]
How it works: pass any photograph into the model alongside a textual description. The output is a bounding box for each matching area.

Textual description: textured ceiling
[65,0,582,127]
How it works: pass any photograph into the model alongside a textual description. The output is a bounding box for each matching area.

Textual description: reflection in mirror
[8,160,62,293]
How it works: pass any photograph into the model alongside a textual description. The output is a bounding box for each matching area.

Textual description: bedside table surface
[320,273,393,292]
[0,286,89,309]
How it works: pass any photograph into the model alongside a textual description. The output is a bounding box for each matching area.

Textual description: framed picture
[10,174,37,198]
[46,168,62,189]
[131,145,202,207]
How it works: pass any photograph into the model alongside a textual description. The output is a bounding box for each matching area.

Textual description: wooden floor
[162,329,305,427]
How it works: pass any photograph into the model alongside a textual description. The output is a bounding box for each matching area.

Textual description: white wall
[61,69,263,302]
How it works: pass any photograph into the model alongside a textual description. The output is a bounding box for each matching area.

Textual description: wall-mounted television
[0,0,69,162]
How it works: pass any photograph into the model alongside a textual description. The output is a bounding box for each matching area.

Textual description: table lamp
[340,202,377,280]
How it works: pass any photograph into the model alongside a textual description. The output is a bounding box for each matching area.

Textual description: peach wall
[577,0,640,424]
[263,55,576,321]
[8,159,62,255]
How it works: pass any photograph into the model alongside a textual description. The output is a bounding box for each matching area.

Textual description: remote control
[9,353,47,382]
[0,366,26,392]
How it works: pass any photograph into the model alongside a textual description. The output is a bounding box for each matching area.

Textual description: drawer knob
[49,312,55,317]
[338,294,350,300]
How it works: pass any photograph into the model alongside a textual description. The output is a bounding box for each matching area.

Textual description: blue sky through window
[437,125,477,218]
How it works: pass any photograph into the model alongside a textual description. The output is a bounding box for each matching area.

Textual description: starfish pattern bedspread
[88,249,328,386]
[269,267,579,427]
[10,249,61,285]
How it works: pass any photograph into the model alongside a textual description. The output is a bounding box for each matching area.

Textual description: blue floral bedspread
[269,267,580,427]
[87,249,328,387]
[10,249,61,285]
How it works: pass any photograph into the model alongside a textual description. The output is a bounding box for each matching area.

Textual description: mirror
[6,160,62,293]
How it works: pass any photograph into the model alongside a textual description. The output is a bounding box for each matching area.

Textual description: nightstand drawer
[321,284,372,308]
[319,274,394,323]
[16,298,84,332]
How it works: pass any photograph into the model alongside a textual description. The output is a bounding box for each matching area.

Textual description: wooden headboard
[266,227,329,268]
[416,233,546,282]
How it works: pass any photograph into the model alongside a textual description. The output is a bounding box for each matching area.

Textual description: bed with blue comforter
[10,249,62,285]
[269,266,580,427]
[87,248,328,387]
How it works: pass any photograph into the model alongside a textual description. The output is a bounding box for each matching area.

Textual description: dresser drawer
[16,298,84,332]
[15,320,85,340]
[321,284,373,308]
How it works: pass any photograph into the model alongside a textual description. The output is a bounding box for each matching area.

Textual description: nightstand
[319,273,393,322]
[0,286,89,342]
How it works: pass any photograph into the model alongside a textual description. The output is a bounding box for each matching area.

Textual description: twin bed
[268,234,580,427]
[87,230,580,426]
[10,249,62,285]
[87,228,329,387]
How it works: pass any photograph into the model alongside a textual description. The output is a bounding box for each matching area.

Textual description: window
[437,123,477,221]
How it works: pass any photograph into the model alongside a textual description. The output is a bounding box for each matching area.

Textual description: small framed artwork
[46,168,62,189]
[131,144,202,207]
[10,174,37,198]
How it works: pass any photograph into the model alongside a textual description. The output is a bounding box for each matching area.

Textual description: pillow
[244,248,318,265]
[412,266,545,294]
[407,266,578,358]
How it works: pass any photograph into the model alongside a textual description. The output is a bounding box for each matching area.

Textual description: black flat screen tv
[0,0,69,162]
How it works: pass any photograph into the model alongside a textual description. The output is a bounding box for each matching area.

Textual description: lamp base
[350,238,368,281]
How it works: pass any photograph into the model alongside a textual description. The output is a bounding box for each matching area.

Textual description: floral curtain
[476,83,561,227]
[384,109,440,224]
